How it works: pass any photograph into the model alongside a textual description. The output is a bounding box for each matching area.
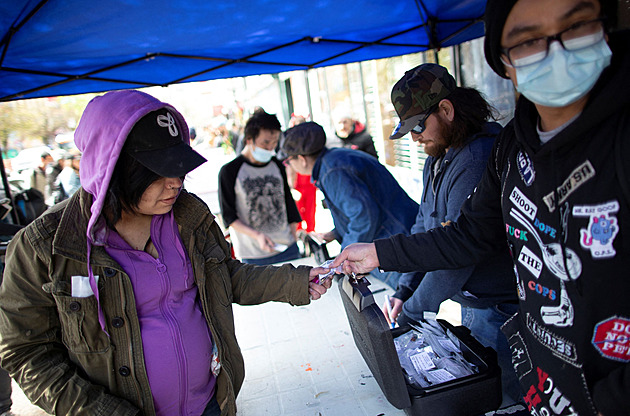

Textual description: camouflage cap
[389,63,456,140]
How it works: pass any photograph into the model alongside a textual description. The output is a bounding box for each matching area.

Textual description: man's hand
[330,242,379,275]
[381,296,403,326]
[308,267,332,300]
[310,230,336,244]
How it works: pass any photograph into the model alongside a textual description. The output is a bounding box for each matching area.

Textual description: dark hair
[446,87,498,149]
[244,109,281,143]
[102,146,161,229]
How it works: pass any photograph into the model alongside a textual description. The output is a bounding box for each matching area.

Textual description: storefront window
[273,36,516,200]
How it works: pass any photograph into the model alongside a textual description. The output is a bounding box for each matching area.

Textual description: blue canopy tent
[0,0,489,225]
[0,0,488,102]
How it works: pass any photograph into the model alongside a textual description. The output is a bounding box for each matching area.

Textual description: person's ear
[439,99,455,122]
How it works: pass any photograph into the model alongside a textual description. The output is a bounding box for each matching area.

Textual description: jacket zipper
[152,251,190,416]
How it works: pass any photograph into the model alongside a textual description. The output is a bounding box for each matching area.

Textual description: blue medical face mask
[514,37,612,107]
[251,145,275,163]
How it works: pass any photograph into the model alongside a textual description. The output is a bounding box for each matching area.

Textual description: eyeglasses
[410,107,436,135]
[501,18,605,68]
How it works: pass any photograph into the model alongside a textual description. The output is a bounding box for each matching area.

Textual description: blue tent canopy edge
[0,0,487,102]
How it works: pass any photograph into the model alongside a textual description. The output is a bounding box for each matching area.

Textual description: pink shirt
[105,210,215,415]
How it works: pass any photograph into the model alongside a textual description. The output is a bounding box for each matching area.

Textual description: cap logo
[157,112,178,137]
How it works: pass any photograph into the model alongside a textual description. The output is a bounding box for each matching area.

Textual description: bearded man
[386,63,522,407]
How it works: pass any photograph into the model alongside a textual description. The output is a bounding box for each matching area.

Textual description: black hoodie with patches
[375,31,630,415]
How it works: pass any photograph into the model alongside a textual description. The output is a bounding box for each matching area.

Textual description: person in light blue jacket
[279,122,418,288]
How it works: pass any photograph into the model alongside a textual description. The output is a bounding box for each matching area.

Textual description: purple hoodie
[74,90,214,415]
[74,89,190,327]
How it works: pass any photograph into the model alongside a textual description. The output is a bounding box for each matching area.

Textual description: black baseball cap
[125,109,206,177]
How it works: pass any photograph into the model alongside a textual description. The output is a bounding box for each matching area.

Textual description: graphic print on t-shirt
[242,175,285,233]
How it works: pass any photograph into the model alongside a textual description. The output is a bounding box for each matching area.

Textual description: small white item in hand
[313,259,343,284]
[386,294,396,328]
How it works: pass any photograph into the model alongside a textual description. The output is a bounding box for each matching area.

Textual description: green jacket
[0,189,311,415]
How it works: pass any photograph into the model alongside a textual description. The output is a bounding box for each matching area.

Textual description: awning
[0,0,487,101]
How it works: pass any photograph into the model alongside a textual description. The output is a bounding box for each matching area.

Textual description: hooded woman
[0,90,330,416]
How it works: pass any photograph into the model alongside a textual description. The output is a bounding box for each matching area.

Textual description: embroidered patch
[508,332,533,379]
[507,244,526,300]
[518,245,542,278]
[506,223,528,241]
[573,201,619,259]
[527,313,578,365]
[527,280,556,300]
[592,316,630,362]
[543,160,595,212]
[533,218,557,239]
[509,187,537,220]
[523,367,584,415]
[517,151,535,186]
[510,208,582,281]
[540,281,574,328]
[157,112,179,136]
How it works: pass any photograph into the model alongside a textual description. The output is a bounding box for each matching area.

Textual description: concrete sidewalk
[232,259,461,416]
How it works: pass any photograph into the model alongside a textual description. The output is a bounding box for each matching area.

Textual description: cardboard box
[338,276,502,415]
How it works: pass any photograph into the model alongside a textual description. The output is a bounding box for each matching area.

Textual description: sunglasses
[410,107,436,134]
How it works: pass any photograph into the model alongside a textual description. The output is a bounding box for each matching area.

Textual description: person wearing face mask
[218,109,302,265]
[331,0,629,414]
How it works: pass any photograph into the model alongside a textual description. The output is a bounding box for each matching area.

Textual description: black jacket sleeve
[592,364,630,416]
[375,133,509,273]
[393,271,425,301]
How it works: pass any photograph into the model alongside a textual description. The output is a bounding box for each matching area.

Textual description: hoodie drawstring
[86,242,110,336]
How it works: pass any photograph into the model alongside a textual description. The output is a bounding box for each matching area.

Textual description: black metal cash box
[338,276,502,415]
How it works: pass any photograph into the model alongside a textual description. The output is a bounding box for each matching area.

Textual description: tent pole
[453,44,462,86]
[359,62,369,130]
[321,68,335,136]
[304,70,313,121]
